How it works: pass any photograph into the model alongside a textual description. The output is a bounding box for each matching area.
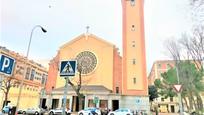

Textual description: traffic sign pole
[175,66,183,115]
[60,60,77,115]
[62,77,68,115]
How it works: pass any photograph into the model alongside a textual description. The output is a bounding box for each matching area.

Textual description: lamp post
[15,25,47,114]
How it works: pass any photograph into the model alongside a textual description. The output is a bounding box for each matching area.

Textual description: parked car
[180,111,190,115]
[78,107,101,115]
[108,108,133,115]
[2,105,12,113]
[17,109,24,114]
[100,108,110,115]
[22,107,46,115]
[49,108,71,115]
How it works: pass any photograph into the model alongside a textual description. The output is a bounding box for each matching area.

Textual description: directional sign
[0,54,15,76]
[93,96,99,104]
[135,97,141,105]
[173,84,182,93]
[60,60,77,76]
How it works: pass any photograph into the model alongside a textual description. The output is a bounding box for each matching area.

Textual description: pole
[175,65,183,115]
[15,25,46,114]
[62,77,68,115]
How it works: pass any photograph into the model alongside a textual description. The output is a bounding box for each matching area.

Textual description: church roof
[59,33,116,49]
[53,85,112,93]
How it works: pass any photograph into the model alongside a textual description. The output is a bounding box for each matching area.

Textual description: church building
[44,0,149,113]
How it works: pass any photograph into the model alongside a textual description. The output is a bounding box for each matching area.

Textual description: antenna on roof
[86,26,90,34]
[85,26,90,40]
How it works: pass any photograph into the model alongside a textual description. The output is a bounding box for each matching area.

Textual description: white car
[49,108,71,115]
[78,107,101,115]
[22,107,46,115]
[108,108,133,115]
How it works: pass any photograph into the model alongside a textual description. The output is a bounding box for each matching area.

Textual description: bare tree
[49,52,85,111]
[0,75,19,107]
[67,64,84,110]
[164,26,204,111]
[179,26,204,110]
[190,0,204,24]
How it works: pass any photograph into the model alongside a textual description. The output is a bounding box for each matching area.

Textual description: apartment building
[148,60,204,113]
[0,46,48,109]
[148,60,179,113]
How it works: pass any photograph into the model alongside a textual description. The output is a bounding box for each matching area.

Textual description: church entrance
[112,100,119,111]
[72,96,85,112]
[41,99,46,109]
[52,99,59,109]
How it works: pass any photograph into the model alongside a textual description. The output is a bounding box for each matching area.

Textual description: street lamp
[15,25,47,114]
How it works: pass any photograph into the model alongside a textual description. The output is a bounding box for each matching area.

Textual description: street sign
[0,54,15,76]
[93,96,99,104]
[135,97,141,105]
[173,84,182,92]
[60,60,77,76]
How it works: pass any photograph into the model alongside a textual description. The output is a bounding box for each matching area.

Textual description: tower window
[158,63,161,68]
[116,87,119,93]
[130,0,135,6]
[131,25,135,31]
[167,63,171,69]
[170,97,173,102]
[132,41,135,47]
[133,77,136,84]
[133,59,136,65]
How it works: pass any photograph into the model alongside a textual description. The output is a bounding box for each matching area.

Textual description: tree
[154,61,204,112]
[149,85,159,102]
[190,0,204,23]
[154,69,177,99]
[67,64,84,110]
[148,85,159,111]
[0,75,19,107]
[179,26,204,110]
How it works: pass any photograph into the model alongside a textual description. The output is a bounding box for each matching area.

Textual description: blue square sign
[60,60,77,77]
[0,54,15,76]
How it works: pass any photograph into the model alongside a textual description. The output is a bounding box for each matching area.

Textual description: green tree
[149,85,159,102]
[148,85,159,111]
[154,61,204,112]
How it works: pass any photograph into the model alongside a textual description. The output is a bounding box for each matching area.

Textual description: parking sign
[0,54,15,76]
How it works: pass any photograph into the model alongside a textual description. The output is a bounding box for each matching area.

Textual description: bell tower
[122,0,148,96]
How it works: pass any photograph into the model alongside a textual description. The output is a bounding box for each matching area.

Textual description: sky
[0,0,193,74]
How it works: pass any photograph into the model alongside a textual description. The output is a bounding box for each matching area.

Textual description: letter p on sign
[0,54,15,76]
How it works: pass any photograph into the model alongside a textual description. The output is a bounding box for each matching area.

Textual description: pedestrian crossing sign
[60,60,77,77]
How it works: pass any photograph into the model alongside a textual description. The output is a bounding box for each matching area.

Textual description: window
[30,69,35,81]
[116,87,119,93]
[88,99,96,107]
[158,64,161,68]
[133,59,136,65]
[132,41,135,47]
[170,97,173,102]
[41,74,46,85]
[99,100,108,108]
[131,25,135,31]
[133,77,136,84]
[130,0,135,6]
[25,67,31,80]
